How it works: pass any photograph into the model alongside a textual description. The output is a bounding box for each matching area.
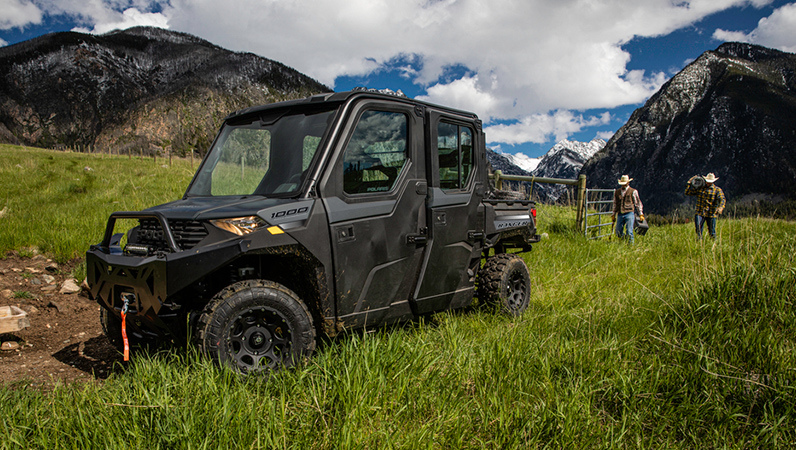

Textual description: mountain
[532,138,605,202]
[535,138,605,179]
[486,147,533,175]
[497,151,541,172]
[0,27,330,155]
[581,42,796,214]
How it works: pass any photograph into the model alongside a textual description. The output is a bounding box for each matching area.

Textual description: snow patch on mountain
[497,151,542,172]
[544,138,606,163]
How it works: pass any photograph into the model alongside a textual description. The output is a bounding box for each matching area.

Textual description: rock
[1,341,21,351]
[1,289,13,299]
[48,300,65,313]
[45,263,59,273]
[41,274,56,284]
[29,278,42,286]
[20,304,39,314]
[59,279,81,295]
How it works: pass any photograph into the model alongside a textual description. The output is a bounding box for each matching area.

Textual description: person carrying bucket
[612,175,644,243]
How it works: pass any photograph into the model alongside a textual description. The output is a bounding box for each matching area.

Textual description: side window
[343,110,408,195]
[438,122,474,190]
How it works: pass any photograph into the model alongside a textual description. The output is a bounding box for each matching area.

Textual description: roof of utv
[223,88,480,123]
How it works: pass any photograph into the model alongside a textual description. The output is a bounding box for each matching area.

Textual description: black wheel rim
[506,271,528,311]
[226,307,292,373]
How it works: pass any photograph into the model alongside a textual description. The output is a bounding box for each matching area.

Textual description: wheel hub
[507,273,527,309]
[243,327,272,352]
[226,307,292,373]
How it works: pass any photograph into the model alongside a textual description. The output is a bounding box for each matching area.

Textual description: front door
[322,100,427,328]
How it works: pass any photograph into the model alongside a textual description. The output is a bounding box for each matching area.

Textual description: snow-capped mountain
[497,151,542,172]
[542,139,605,167]
[532,138,606,203]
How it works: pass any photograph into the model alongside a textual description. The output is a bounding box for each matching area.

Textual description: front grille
[135,219,208,251]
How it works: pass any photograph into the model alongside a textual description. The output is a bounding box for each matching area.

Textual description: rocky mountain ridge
[0,27,329,155]
[581,42,796,213]
[533,138,605,202]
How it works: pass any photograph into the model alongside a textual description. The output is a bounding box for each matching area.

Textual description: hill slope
[0,27,330,155]
[581,42,796,213]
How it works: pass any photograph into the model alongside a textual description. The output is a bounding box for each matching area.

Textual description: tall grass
[1,147,795,448]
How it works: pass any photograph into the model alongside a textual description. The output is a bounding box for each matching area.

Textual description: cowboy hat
[704,173,718,183]
[617,175,633,185]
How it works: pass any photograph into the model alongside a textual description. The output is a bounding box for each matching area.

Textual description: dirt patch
[0,252,123,388]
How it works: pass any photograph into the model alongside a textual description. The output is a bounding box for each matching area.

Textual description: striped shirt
[685,183,726,218]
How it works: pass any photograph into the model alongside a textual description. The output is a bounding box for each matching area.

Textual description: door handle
[407,227,428,245]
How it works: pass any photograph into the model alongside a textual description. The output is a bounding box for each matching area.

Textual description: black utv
[87,89,540,373]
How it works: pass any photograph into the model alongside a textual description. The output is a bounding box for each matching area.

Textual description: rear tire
[195,280,316,374]
[477,253,531,316]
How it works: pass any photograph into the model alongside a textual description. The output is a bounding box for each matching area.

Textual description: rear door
[320,99,428,328]
[412,111,485,314]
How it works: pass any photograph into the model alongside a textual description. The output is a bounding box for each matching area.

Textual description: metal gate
[584,188,614,239]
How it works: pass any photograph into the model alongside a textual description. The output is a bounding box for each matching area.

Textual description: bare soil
[0,252,123,388]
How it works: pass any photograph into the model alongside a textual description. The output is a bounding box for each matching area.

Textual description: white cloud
[155,0,771,146]
[484,110,611,146]
[25,0,169,34]
[1,0,43,29]
[713,2,796,53]
[15,0,779,148]
[596,130,616,141]
[71,8,168,34]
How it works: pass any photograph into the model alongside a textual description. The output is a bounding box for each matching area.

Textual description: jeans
[615,211,635,243]
[694,215,716,239]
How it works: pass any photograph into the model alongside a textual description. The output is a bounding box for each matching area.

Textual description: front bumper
[87,223,247,339]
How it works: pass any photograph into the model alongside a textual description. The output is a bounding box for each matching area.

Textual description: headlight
[210,216,267,236]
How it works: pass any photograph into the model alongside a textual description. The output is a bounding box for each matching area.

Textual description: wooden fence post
[575,174,587,232]
[494,170,503,190]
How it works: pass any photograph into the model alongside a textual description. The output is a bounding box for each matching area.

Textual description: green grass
[0,145,194,263]
[1,146,795,448]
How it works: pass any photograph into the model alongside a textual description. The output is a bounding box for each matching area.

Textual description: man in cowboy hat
[685,172,726,239]
[612,175,644,243]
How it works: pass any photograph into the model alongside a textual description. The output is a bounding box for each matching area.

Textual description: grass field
[1,146,795,448]
[0,145,195,263]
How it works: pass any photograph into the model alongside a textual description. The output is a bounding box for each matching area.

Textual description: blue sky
[2,0,795,159]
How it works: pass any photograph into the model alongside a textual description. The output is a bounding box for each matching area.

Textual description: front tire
[195,280,316,374]
[477,253,531,316]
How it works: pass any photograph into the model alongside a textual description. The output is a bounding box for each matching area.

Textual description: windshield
[187,107,336,197]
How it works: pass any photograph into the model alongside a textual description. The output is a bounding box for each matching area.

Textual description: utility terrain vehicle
[87,89,540,373]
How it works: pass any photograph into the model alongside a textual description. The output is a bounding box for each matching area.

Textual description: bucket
[690,176,705,189]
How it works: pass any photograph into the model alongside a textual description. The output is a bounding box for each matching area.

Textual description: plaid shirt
[685,183,726,218]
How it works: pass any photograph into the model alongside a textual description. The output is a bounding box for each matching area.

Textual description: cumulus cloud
[6,0,780,148]
[1,0,43,30]
[484,110,611,146]
[156,0,772,146]
[713,2,796,53]
[596,130,616,141]
[72,8,169,34]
